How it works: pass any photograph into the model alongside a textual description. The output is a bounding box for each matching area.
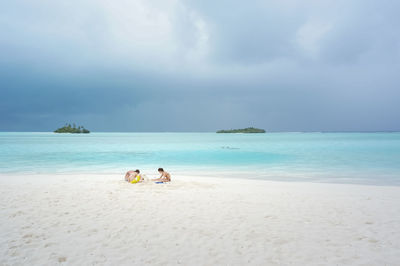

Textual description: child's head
[134,169,140,174]
[158,168,164,173]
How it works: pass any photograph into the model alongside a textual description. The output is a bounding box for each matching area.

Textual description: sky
[1,0,399,132]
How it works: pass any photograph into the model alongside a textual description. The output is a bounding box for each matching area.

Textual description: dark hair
[135,169,140,173]
[158,168,164,172]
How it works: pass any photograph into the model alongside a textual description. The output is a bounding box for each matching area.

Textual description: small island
[216,127,266,133]
[54,123,90,134]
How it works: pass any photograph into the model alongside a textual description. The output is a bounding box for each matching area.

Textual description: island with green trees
[54,123,90,134]
[216,127,266,133]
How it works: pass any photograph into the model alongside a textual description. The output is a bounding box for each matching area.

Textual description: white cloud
[296,20,332,59]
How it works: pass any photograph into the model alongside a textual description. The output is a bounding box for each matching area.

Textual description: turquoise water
[1,132,400,185]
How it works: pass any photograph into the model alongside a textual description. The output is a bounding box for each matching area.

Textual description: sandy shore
[1,173,400,265]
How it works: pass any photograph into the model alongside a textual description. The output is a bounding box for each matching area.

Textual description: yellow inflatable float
[130,175,141,184]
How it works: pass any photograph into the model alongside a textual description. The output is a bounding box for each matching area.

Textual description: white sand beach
[1,173,400,265]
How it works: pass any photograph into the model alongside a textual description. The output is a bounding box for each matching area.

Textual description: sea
[1,132,400,185]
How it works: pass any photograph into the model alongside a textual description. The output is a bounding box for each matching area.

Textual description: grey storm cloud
[0,0,399,132]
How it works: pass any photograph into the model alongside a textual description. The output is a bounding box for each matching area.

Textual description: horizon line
[1,130,400,134]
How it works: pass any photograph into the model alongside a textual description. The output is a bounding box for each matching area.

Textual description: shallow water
[1,132,400,185]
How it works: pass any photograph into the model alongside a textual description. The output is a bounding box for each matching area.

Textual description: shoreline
[1,173,400,265]
[1,171,399,187]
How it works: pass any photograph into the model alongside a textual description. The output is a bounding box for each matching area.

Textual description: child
[152,168,171,183]
[125,169,142,183]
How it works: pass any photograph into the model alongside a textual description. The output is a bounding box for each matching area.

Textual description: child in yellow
[125,169,142,183]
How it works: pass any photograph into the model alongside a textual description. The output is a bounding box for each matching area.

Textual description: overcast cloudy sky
[1,0,399,132]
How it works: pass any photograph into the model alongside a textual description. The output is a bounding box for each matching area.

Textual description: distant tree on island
[54,123,90,133]
[216,127,266,133]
